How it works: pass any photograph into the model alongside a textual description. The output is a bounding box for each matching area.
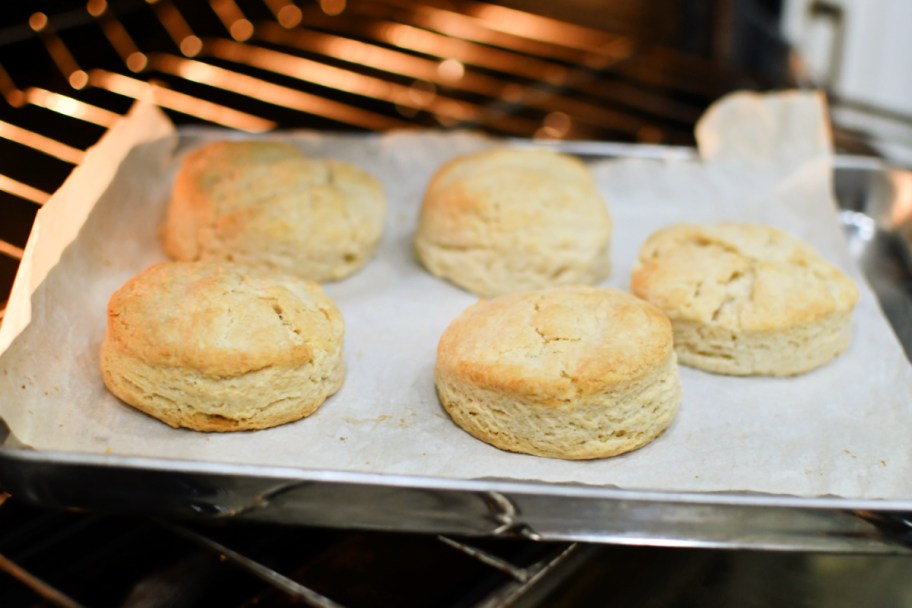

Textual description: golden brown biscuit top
[176,140,381,207]
[427,147,592,193]
[105,261,344,377]
[631,223,860,331]
[169,140,385,258]
[417,148,612,249]
[436,286,673,404]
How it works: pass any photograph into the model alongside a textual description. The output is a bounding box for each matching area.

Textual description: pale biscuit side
[436,353,680,460]
[671,311,853,376]
[100,348,344,431]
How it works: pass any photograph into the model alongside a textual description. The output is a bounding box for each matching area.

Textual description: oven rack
[0,0,762,317]
[9,2,910,607]
[0,491,592,607]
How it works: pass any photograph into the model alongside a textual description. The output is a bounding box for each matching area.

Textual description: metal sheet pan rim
[3,444,911,513]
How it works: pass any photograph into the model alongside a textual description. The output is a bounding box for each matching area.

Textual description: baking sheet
[1,91,910,500]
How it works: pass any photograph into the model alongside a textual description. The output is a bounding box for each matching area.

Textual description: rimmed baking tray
[1,110,911,552]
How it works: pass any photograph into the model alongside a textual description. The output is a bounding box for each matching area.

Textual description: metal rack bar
[0,0,724,144]
[153,0,204,57]
[90,1,149,73]
[163,522,349,608]
[251,23,657,138]
[0,120,84,164]
[87,69,277,131]
[199,38,539,133]
[0,552,85,608]
[438,535,537,581]
[0,177,49,206]
[473,542,581,608]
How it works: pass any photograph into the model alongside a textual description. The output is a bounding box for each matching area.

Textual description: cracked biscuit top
[162,140,386,282]
[104,260,344,378]
[630,223,859,333]
[435,285,674,405]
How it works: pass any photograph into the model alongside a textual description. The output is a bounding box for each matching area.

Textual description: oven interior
[1,1,911,606]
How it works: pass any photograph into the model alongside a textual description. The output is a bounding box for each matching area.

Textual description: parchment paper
[2,91,911,500]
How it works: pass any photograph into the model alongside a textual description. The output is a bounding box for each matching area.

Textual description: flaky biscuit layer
[631,223,859,376]
[435,286,681,459]
[100,260,345,431]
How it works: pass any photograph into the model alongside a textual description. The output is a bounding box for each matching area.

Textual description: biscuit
[162,140,386,282]
[414,148,612,297]
[100,260,345,431]
[435,285,681,460]
[630,223,860,376]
